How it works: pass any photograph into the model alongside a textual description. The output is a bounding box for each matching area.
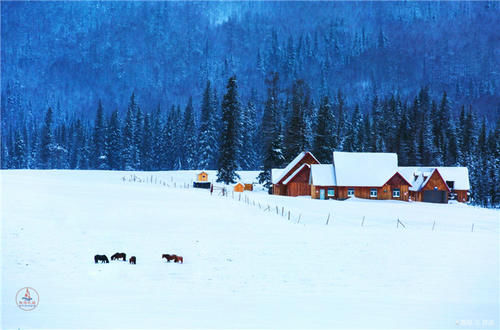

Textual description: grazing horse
[129,256,136,264]
[174,255,184,264]
[94,255,109,263]
[162,254,176,262]
[111,253,126,261]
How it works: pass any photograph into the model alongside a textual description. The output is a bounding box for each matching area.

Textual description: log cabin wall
[312,186,340,199]
[454,190,468,202]
[278,152,319,185]
[285,165,312,196]
[288,182,311,196]
[421,171,449,192]
[273,184,287,196]
[312,185,410,201]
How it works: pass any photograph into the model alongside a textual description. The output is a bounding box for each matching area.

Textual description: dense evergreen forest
[2,73,499,206]
[1,2,499,206]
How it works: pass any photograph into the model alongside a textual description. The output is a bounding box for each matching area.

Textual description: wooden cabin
[234,183,245,192]
[244,184,253,191]
[310,153,411,201]
[275,151,470,204]
[399,167,469,203]
[197,171,208,182]
[271,151,320,196]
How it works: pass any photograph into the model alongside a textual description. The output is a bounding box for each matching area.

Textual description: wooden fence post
[432,221,436,231]
[288,211,290,221]
[297,214,301,224]
[361,216,365,227]
[326,213,330,225]
[282,207,284,216]
[471,223,474,232]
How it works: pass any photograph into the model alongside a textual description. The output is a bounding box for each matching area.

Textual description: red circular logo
[16,287,39,311]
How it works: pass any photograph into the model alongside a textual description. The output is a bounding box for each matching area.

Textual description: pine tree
[40,107,54,169]
[92,100,108,169]
[107,110,122,170]
[183,97,197,169]
[334,90,346,149]
[284,79,307,161]
[371,96,385,152]
[134,106,143,169]
[345,104,362,152]
[151,104,164,171]
[258,72,283,187]
[141,113,154,171]
[419,110,435,166]
[160,106,176,170]
[172,105,184,170]
[312,95,334,163]
[12,130,27,168]
[240,99,258,170]
[122,96,137,170]
[217,76,241,184]
[197,82,219,170]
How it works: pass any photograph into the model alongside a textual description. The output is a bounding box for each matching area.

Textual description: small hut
[197,171,208,182]
[234,183,245,192]
[193,171,211,189]
[244,183,253,191]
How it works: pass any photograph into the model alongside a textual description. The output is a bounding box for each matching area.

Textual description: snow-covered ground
[1,170,498,329]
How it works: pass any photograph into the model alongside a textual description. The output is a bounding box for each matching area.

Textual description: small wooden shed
[197,171,208,182]
[234,183,245,192]
[244,183,253,191]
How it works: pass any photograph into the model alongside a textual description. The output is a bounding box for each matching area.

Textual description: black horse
[162,254,176,262]
[129,256,136,264]
[111,252,126,261]
[94,255,109,263]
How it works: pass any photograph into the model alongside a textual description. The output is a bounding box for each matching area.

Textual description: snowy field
[1,170,499,329]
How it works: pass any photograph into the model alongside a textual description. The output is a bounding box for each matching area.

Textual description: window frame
[393,188,400,198]
[347,188,355,197]
[327,188,335,197]
[370,189,378,198]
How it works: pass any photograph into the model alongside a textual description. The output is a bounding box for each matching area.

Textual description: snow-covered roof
[283,164,310,185]
[310,164,337,186]
[271,168,284,184]
[332,152,398,187]
[398,166,470,191]
[272,151,319,184]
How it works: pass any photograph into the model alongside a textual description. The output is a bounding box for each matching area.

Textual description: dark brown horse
[174,255,184,264]
[129,256,136,264]
[162,254,176,262]
[94,255,109,263]
[111,252,126,261]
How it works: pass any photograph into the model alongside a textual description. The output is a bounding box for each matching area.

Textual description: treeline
[1,74,499,207]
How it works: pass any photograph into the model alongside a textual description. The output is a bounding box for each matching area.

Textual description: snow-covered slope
[1,170,498,329]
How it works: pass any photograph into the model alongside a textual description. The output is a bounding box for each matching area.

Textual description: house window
[370,189,377,198]
[328,188,335,197]
[393,188,400,198]
[347,188,355,197]
[446,181,455,189]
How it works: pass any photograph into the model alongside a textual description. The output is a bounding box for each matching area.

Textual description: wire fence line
[122,174,494,234]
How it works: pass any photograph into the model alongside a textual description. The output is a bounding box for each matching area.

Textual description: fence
[121,173,488,233]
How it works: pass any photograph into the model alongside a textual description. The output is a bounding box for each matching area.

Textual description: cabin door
[423,190,447,203]
[319,189,325,200]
